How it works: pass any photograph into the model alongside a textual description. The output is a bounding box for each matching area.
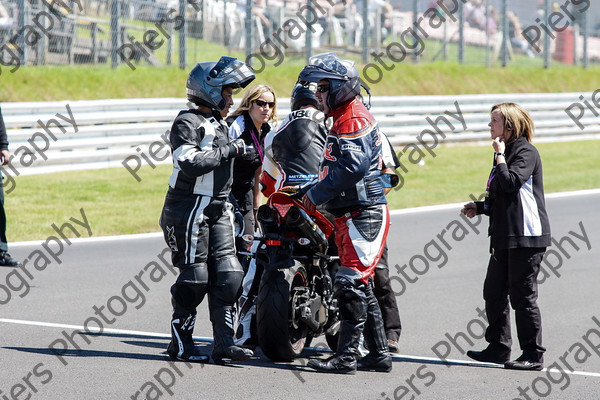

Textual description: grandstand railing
[2,92,599,176]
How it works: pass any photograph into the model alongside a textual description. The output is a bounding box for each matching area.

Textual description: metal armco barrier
[2,92,599,176]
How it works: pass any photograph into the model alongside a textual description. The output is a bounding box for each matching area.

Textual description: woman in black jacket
[462,102,551,371]
[227,84,277,253]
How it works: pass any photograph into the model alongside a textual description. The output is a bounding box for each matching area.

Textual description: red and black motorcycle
[254,192,340,361]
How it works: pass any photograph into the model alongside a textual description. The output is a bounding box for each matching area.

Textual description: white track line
[0,318,199,341]
[2,318,600,378]
[390,188,600,215]
[9,232,163,248]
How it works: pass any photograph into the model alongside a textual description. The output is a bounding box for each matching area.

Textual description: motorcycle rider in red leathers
[299,53,392,374]
[159,56,257,364]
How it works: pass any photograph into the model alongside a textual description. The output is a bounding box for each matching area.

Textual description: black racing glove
[241,144,259,162]
[234,209,245,237]
[227,138,247,158]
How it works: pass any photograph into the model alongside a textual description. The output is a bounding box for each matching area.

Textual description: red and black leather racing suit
[305,97,390,363]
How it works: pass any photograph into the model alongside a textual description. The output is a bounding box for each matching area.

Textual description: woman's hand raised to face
[492,136,505,154]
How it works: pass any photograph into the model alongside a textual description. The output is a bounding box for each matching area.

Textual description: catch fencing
[1,0,599,72]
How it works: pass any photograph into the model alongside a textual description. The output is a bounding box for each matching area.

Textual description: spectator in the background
[0,105,20,267]
[426,0,455,19]
[380,0,395,43]
[354,0,386,36]
[465,0,486,30]
[0,1,13,36]
[252,0,272,34]
[507,11,535,58]
[332,0,362,47]
[485,6,498,35]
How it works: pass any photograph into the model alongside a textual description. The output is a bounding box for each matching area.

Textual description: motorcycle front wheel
[256,264,308,361]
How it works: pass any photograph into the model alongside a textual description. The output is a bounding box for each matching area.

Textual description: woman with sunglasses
[227,84,277,251]
[227,84,277,347]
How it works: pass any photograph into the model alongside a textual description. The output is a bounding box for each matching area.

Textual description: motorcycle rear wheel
[256,264,308,361]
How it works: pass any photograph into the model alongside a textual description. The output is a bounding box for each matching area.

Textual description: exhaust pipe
[257,204,277,233]
[285,206,328,253]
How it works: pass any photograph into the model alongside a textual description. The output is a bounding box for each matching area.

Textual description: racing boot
[307,318,362,374]
[234,299,257,349]
[234,258,259,349]
[358,291,392,372]
[211,305,253,364]
[307,354,357,374]
[167,312,209,363]
[308,269,369,374]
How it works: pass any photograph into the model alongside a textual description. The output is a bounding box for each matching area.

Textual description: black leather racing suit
[159,109,244,355]
[260,107,328,196]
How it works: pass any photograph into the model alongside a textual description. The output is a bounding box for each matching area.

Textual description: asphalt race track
[1,190,599,400]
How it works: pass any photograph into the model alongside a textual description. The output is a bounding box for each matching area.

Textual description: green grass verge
[384,140,600,209]
[5,140,599,242]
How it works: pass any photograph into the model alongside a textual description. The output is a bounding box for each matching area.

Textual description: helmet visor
[210,56,255,88]
[308,52,354,76]
[299,53,356,83]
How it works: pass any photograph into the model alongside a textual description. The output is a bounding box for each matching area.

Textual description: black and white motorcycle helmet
[297,52,361,110]
[290,83,319,111]
[186,56,255,111]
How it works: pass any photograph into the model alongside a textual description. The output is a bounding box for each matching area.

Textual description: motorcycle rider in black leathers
[159,56,257,364]
[299,53,392,374]
[260,84,328,197]
[233,84,329,347]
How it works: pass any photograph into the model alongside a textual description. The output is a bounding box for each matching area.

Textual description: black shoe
[0,252,20,267]
[212,345,253,364]
[466,348,511,364]
[307,356,357,374]
[505,355,543,371]
[167,341,210,363]
[387,339,399,353]
[357,353,392,372]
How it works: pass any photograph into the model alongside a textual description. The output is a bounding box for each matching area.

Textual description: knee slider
[210,256,244,304]
[172,263,209,308]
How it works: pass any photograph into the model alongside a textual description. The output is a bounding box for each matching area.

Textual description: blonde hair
[230,84,278,124]
[491,102,534,143]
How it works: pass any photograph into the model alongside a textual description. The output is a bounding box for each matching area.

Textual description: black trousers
[483,247,546,361]
[159,191,244,316]
[374,245,402,342]
[335,267,387,360]
[0,174,7,252]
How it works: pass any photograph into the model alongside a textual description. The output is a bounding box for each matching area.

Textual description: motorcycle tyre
[256,264,308,362]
